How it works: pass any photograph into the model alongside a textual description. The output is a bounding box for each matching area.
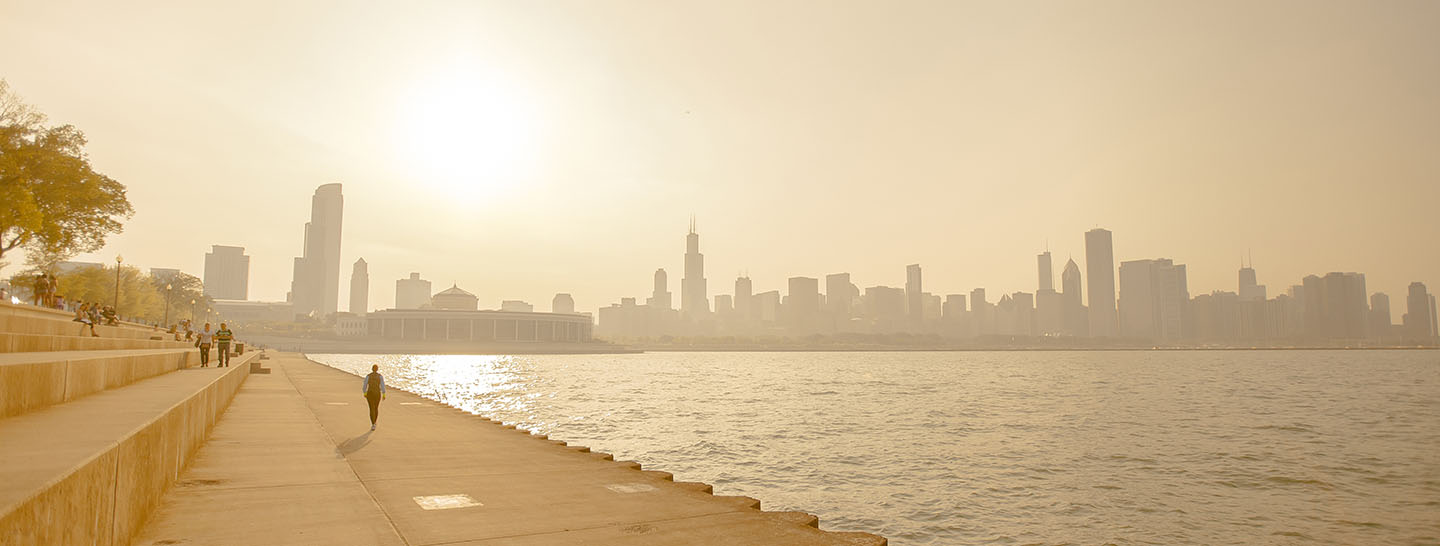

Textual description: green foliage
[6,266,213,325]
[0,79,133,263]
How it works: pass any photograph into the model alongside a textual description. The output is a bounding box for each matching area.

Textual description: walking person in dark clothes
[361,365,386,431]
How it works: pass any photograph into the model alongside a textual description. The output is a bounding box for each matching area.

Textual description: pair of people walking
[194,322,235,367]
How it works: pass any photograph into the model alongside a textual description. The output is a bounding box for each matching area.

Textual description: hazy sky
[2,0,1437,315]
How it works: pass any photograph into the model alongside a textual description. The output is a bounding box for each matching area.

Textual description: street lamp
[190,298,196,322]
[113,255,123,315]
[163,283,173,328]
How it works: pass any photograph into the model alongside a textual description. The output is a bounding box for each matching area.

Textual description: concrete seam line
[283,357,411,546]
[417,510,750,546]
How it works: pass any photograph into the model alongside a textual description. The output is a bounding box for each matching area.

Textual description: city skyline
[2,1,1437,316]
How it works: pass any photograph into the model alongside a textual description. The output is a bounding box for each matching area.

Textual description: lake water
[309,350,1440,545]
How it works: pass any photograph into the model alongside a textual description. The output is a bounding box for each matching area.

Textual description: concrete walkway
[134,354,885,546]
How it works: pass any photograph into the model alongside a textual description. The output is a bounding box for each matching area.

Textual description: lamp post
[190,298,196,322]
[163,283,173,328]
[113,255,123,314]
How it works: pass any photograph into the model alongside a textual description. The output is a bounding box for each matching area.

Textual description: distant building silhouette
[350,258,368,314]
[1238,261,1266,302]
[787,277,820,334]
[1035,250,1059,335]
[1404,282,1435,343]
[905,264,923,330]
[552,293,575,314]
[648,269,672,310]
[864,286,906,332]
[942,294,967,336]
[203,245,249,300]
[825,273,856,321]
[1118,258,1188,341]
[734,276,753,322]
[290,183,343,318]
[1037,251,1053,292]
[681,219,709,317]
[754,290,781,323]
[714,294,733,315]
[395,272,431,310]
[1061,258,1086,336]
[1369,292,1391,340]
[1085,228,1117,337]
[970,288,991,336]
[432,285,478,311]
[501,300,534,313]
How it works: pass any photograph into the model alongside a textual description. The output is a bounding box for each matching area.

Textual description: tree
[0,79,133,265]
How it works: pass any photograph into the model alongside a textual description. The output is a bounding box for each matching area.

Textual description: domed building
[431,284,478,311]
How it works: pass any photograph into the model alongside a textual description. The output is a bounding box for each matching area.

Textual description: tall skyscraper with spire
[349,258,368,314]
[681,217,709,317]
[290,183,344,318]
[1085,228,1117,337]
[1037,250,1053,291]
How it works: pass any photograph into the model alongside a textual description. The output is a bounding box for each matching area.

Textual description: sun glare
[394,69,542,200]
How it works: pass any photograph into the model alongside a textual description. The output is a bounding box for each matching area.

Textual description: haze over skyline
[2,0,1436,312]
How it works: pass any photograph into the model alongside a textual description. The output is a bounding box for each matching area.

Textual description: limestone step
[0,332,196,353]
[0,352,256,545]
[1,301,173,341]
[0,349,200,419]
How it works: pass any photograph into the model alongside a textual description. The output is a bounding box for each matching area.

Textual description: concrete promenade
[135,353,886,545]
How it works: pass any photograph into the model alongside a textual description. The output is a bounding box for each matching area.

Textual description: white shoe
[370,424,376,431]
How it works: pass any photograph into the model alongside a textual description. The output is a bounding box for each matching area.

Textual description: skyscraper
[649,269,672,310]
[1061,258,1087,336]
[1369,292,1391,340]
[787,276,820,334]
[681,219,709,317]
[349,258,368,314]
[1404,282,1434,342]
[1035,250,1058,334]
[734,276,753,321]
[552,293,575,314]
[290,183,344,318]
[1238,261,1266,301]
[1037,251,1053,292]
[1118,258,1188,341]
[395,272,431,310]
[1085,228,1117,337]
[203,245,249,300]
[825,273,856,319]
[905,264,923,328]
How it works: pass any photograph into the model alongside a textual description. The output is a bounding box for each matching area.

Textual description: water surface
[310,350,1440,545]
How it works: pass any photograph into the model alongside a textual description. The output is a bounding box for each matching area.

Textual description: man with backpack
[361,365,387,431]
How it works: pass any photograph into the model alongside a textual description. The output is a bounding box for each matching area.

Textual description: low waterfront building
[365,308,592,343]
[333,312,368,337]
[211,300,294,324]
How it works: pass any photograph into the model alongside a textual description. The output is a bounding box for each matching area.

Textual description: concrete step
[0,349,200,419]
[1,301,172,341]
[0,351,257,546]
[0,332,196,353]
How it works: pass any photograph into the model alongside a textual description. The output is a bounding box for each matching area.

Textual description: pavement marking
[413,494,483,510]
[400,402,424,405]
[605,483,657,494]
[324,402,349,405]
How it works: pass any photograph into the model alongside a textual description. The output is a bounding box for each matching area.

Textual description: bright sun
[394,69,542,200]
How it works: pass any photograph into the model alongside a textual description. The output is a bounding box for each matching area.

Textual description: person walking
[361,365,386,431]
[214,323,234,367]
[195,323,214,367]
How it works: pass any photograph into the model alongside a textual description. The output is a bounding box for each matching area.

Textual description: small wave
[1264,476,1334,489]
